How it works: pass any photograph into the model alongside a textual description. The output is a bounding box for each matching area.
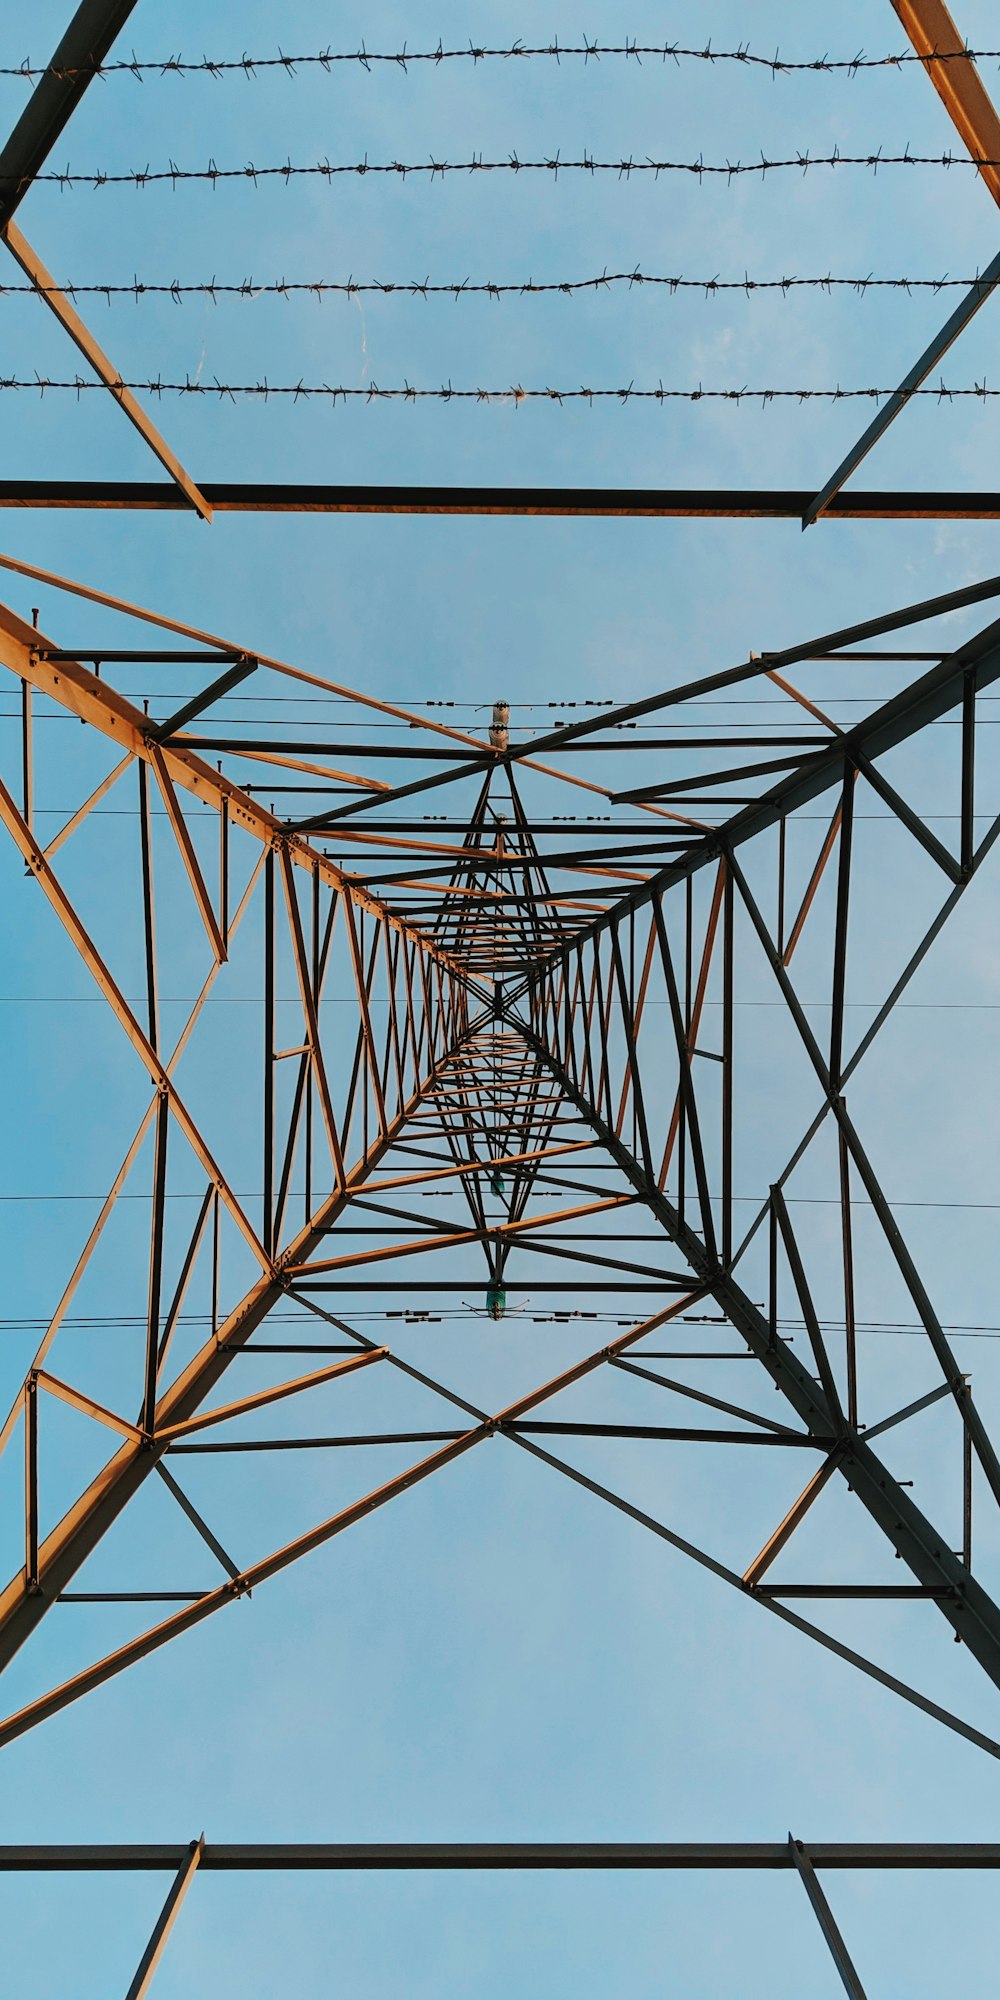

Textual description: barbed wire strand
[0,270,992,303]
[4,376,997,405]
[10,150,1000,193]
[4,43,1000,81]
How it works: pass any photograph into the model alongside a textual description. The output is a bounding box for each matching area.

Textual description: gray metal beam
[2,1839,1000,1869]
[789,1837,870,2000]
[0,0,141,227]
[802,252,1000,527]
[801,2,1000,525]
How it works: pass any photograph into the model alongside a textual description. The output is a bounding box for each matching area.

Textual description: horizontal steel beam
[802,2,1000,525]
[1,482,1000,518]
[3,1840,1000,1870]
[0,594,466,972]
[802,251,1000,527]
[2,221,213,521]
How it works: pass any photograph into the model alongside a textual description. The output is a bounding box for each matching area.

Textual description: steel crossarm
[505,605,1000,994]
[0,594,472,968]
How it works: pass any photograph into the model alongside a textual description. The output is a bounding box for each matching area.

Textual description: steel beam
[802,251,1000,526]
[0,1041,468,1674]
[125,1836,203,2000]
[0,4,200,518]
[517,609,1000,971]
[0,593,468,972]
[789,1837,870,2000]
[2,1839,1000,1870]
[891,0,1000,207]
[516,1020,1000,1687]
[2,222,213,520]
[803,1,1000,524]
[0,597,475,1668]
[0,0,140,227]
[1,482,1000,517]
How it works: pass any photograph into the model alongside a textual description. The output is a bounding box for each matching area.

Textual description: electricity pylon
[1,560,1000,1767]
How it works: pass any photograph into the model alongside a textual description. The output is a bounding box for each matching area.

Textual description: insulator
[489,699,510,752]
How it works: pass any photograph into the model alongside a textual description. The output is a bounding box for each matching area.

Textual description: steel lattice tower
[5,1,1000,1992]
[3,557,1000,1988]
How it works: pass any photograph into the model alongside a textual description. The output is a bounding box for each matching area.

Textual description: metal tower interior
[4,2,1000,1993]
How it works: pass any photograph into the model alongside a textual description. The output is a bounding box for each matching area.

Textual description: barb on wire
[0,270,989,304]
[3,152,996,197]
[7,152,1000,196]
[7,153,1000,196]
[2,376,995,405]
[4,43,1000,81]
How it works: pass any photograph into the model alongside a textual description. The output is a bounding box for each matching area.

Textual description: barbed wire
[4,376,997,405]
[12,150,1000,192]
[0,270,991,304]
[4,42,1000,81]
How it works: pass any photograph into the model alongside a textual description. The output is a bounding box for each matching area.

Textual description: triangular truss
[2,556,1000,1766]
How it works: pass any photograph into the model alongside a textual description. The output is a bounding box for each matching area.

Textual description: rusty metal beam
[0,7,206,523]
[155,1350,387,1445]
[147,743,226,962]
[0,1295,700,1742]
[0,593,469,979]
[891,0,1000,206]
[1,482,1000,517]
[125,1835,203,2000]
[2,221,213,520]
[743,1458,843,1586]
[0,1038,468,1675]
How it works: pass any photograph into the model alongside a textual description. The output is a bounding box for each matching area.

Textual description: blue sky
[3,4,1000,1994]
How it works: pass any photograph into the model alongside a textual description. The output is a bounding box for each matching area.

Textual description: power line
[5,43,1000,81]
[18,150,1000,191]
[2,711,989,731]
[0,1189,995,1212]
[0,1309,999,1339]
